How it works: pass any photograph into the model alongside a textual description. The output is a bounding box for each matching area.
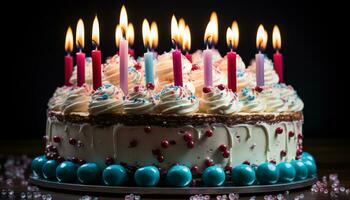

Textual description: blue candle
[144,50,154,84]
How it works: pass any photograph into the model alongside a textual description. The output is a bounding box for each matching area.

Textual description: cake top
[49,51,304,116]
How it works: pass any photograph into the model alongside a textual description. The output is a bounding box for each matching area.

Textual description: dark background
[3,0,338,139]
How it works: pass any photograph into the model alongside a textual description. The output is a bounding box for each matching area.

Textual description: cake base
[29,176,316,195]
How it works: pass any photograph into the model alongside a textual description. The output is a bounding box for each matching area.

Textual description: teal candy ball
[202,166,225,186]
[56,161,77,183]
[277,162,296,183]
[134,166,160,187]
[31,156,48,178]
[166,165,192,187]
[42,160,58,180]
[303,159,317,178]
[231,164,256,186]
[291,160,308,180]
[103,165,128,186]
[301,152,315,163]
[256,163,280,185]
[77,163,101,184]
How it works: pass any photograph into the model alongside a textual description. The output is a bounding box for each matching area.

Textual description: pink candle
[227,51,237,92]
[172,49,183,86]
[92,49,102,90]
[76,51,86,87]
[64,55,73,86]
[203,48,213,87]
[119,38,128,95]
[274,52,283,83]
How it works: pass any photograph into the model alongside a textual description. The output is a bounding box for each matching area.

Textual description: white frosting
[276,84,304,112]
[124,85,157,114]
[200,86,241,114]
[247,58,280,86]
[61,85,92,115]
[189,66,226,96]
[48,86,71,111]
[260,86,288,112]
[238,87,266,113]
[88,83,124,115]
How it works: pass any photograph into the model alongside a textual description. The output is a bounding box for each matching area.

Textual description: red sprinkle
[133,85,140,93]
[183,133,193,142]
[296,149,303,156]
[270,160,277,165]
[144,126,152,133]
[243,160,251,165]
[224,165,232,172]
[255,86,263,93]
[129,139,138,148]
[157,155,165,163]
[223,150,230,158]
[298,133,303,140]
[71,157,79,163]
[288,131,295,137]
[161,140,170,148]
[45,153,53,160]
[105,156,114,165]
[205,129,214,137]
[217,84,225,90]
[191,64,200,71]
[218,144,227,152]
[56,156,65,163]
[202,87,212,93]
[146,82,155,90]
[52,152,59,160]
[280,150,287,157]
[78,159,86,165]
[205,158,214,166]
[275,127,283,135]
[134,62,142,70]
[187,141,195,149]
[53,136,61,143]
[69,138,77,145]
[191,166,199,174]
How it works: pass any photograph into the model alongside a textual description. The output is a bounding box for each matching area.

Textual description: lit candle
[118,5,129,95]
[273,25,283,83]
[126,23,135,57]
[183,25,192,62]
[226,21,239,92]
[91,15,102,90]
[64,27,73,86]
[142,19,158,85]
[75,19,85,87]
[171,15,183,86]
[255,24,268,87]
[203,12,218,87]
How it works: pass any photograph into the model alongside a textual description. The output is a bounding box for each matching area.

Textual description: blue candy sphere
[42,160,58,180]
[56,161,77,183]
[277,162,296,183]
[103,165,128,186]
[77,163,101,184]
[232,164,256,186]
[291,160,308,180]
[301,152,315,163]
[256,163,280,185]
[31,155,48,178]
[166,165,192,187]
[202,166,225,186]
[134,166,160,187]
[303,159,317,178]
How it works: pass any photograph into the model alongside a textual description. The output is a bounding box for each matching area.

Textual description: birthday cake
[31,7,317,188]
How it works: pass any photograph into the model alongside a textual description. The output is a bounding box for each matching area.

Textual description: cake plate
[29,176,316,195]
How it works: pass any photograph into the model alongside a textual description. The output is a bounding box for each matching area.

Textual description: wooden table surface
[1,138,349,200]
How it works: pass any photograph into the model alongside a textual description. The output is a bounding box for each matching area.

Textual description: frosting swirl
[238,87,266,113]
[70,57,93,85]
[124,85,157,114]
[259,86,288,112]
[276,84,304,112]
[190,66,226,96]
[201,85,241,114]
[62,85,92,115]
[247,58,279,86]
[88,83,124,115]
[155,85,199,115]
[103,55,142,89]
[48,86,71,111]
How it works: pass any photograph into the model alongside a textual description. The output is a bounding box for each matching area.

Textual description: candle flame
[142,19,151,48]
[183,25,191,51]
[76,19,85,49]
[120,5,128,35]
[256,24,267,51]
[178,18,186,46]
[65,27,73,53]
[115,25,123,47]
[126,23,134,45]
[92,15,99,47]
[150,21,158,49]
[226,21,239,49]
[272,25,281,50]
[204,12,218,46]
[171,15,179,44]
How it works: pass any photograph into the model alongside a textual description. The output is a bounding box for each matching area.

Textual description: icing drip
[223,125,234,165]
[112,124,122,160]
[259,123,271,161]
[235,124,252,141]
[183,125,201,140]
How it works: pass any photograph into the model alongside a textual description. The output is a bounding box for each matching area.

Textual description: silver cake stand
[29,176,316,195]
